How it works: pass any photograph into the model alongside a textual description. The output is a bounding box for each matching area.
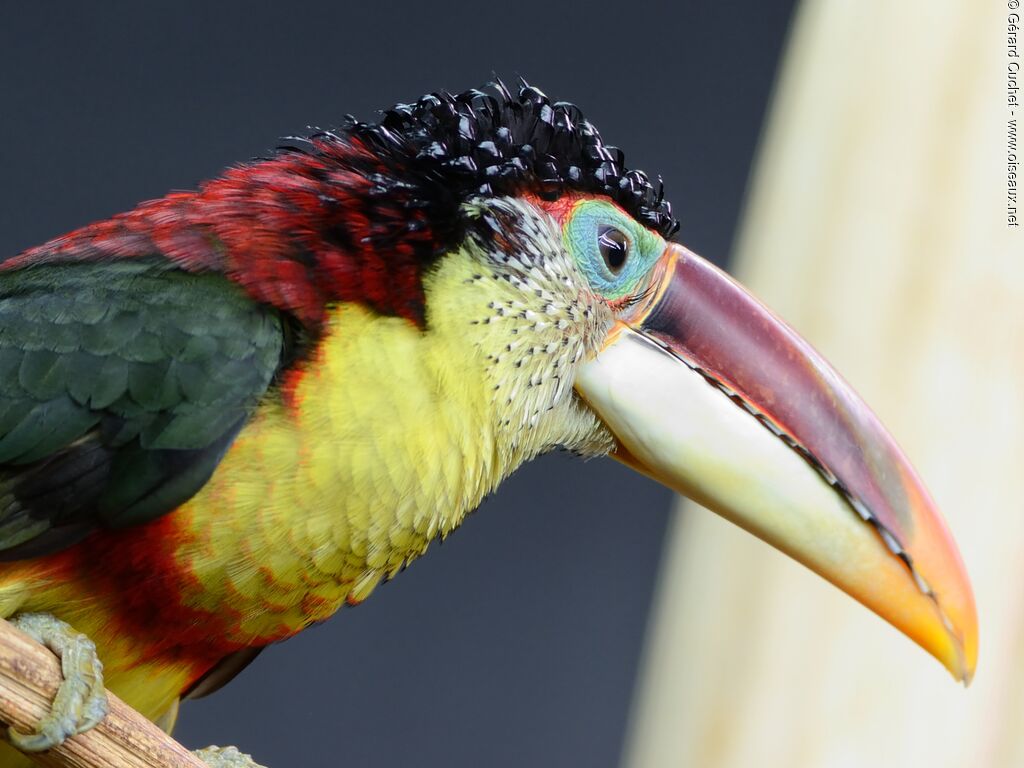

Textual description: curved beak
[574,243,977,683]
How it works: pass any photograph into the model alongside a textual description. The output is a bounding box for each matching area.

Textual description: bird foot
[5,612,109,752]
[194,745,268,768]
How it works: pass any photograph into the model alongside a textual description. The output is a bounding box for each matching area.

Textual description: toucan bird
[0,81,976,765]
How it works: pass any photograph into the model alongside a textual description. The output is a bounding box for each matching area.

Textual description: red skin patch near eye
[531,192,639,229]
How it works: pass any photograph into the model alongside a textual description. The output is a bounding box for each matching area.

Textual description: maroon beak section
[605,243,977,680]
[641,247,923,537]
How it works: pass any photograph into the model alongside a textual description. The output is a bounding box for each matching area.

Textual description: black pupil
[598,227,629,274]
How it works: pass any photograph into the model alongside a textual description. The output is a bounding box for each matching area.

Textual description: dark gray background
[0,3,795,766]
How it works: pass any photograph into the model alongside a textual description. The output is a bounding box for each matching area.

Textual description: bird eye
[598,227,630,275]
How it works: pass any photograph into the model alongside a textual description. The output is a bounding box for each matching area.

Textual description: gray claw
[6,612,109,752]
[194,745,268,768]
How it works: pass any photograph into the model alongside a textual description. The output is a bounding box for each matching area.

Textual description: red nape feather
[3,138,434,331]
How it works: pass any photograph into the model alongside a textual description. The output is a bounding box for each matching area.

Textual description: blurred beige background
[625,2,1023,766]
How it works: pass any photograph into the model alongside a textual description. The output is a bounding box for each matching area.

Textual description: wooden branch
[0,618,206,768]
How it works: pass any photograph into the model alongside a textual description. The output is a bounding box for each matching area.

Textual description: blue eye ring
[565,199,664,300]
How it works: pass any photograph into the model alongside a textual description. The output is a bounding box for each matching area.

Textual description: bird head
[332,81,976,683]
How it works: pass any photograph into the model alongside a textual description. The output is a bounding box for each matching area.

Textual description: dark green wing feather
[0,261,286,559]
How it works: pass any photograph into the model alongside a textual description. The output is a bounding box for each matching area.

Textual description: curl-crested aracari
[0,81,976,764]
